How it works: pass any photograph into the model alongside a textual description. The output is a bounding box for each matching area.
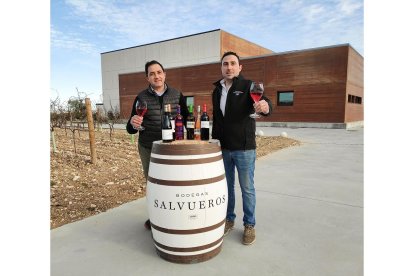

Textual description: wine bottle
[186,105,195,140]
[201,103,210,141]
[194,105,201,140]
[174,105,184,140]
[168,104,176,140]
[161,104,173,143]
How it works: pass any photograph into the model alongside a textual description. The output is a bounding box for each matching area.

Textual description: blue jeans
[222,149,256,227]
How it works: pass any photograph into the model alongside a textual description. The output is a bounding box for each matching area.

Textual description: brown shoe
[243,225,256,245]
[223,220,234,236]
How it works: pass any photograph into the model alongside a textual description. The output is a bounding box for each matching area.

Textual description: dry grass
[50,128,300,229]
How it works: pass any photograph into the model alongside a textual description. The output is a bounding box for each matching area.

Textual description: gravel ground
[50,127,300,229]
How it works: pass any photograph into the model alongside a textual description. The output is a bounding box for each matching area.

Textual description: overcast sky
[51,0,364,103]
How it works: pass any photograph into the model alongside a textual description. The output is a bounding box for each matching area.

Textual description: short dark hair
[221,51,240,63]
[145,60,165,76]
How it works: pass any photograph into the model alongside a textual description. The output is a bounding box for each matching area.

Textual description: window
[277,91,294,106]
[347,94,362,104]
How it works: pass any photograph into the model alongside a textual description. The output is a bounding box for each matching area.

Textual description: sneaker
[223,220,234,236]
[144,219,151,230]
[243,225,256,245]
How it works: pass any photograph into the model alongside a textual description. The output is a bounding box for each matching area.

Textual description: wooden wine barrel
[146,139,227,264]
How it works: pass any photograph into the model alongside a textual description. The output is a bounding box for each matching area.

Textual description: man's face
[146,64,166,90]
[221,54,242,82]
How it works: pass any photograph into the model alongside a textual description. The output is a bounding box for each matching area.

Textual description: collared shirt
[150,83,167,96]
[219,79,231,116]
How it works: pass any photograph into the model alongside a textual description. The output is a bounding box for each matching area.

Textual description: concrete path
[51,127,363,276]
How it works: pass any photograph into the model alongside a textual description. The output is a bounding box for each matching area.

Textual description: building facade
[101,29,272,112]
[101,29,363,128]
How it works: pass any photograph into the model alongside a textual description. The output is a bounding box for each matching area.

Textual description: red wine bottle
[186,105,195,140]
[174,105,184,140]
[200,104,210,140]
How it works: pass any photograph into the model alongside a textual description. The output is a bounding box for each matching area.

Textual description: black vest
[127,85,181,148]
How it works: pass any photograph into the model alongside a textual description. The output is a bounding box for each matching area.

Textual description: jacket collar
[213,74,245,86]
[147,83,168,96]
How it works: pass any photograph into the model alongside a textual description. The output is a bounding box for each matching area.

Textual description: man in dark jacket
[212,52,272,245]
[126,60,188,229]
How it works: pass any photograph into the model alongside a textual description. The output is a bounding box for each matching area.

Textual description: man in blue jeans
[211,52,272,245]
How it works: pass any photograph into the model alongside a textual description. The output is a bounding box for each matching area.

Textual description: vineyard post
[51,128,58,153]
[85,98,97,164]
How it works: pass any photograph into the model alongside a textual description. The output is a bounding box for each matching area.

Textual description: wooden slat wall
[119,72,147,118]
[220,30,274,58]
[119,45,363,123]
[240,46,349,123]
[345,47,364,122]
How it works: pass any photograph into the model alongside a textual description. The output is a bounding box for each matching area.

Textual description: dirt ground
[50,127,300,229]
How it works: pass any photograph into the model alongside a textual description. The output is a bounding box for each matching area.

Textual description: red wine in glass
[136,106,147,116]
[250,92,262,102]
[135,100,147,130]
[249,82,264,118]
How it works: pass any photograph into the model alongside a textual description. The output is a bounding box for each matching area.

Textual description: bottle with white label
[162,104,173,143]
[194,105,201,140]
[168,104,175,140]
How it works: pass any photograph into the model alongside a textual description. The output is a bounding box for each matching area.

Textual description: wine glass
[249,82,264,118]
[135,99,147,130]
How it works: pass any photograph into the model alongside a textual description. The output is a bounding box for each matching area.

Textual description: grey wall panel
[101,30,221,111]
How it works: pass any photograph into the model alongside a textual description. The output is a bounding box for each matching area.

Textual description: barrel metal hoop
[151,218,225,235]
[153,236,223,253]
[155,246,222,264]
[150,154,222,165]
[152,144,219,155]
[147,174,225,186]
